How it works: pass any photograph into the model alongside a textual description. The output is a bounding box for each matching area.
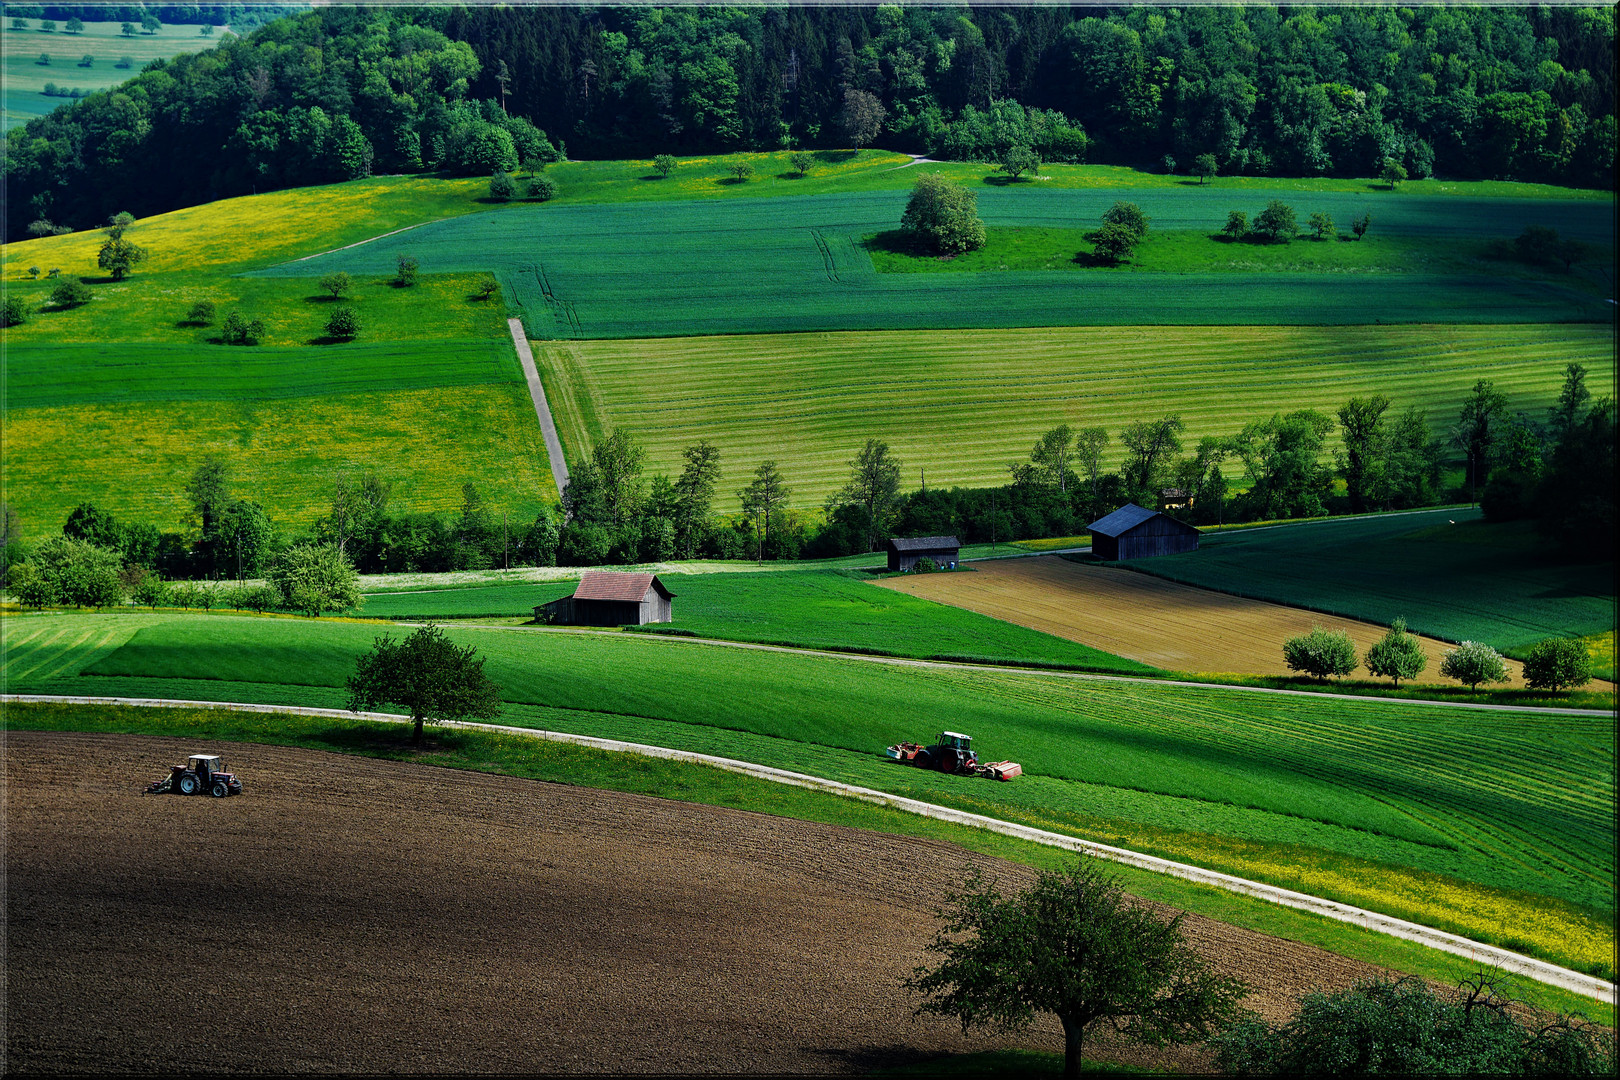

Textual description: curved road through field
[7,692,1613,1006]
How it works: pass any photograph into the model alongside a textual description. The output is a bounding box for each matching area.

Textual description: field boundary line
[6,693,1614,1006]
[507,318,570,497]
[286,221,434,263]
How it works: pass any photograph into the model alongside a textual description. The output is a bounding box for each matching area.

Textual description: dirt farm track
[6,732,1402,1075]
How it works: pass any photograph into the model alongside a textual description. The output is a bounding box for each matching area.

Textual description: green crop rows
[1121,508,1615,657]
[258,188,1615,339]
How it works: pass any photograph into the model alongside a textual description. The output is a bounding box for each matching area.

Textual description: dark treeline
[5,4,1614,239]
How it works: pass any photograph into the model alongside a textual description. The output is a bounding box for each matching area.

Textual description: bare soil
[6,731,1403,1075]
[881,556,1530,683]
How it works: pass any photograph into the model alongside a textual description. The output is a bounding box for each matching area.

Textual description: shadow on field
[305,334,356,346]
[777,171,808,181]
[305,294,344,303]
[305,723,464,757]
[640,173,667,181]
[816,149,860,163]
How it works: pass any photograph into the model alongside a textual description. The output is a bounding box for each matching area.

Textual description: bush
[3,294,29,327]
[185,299,216,325]
[1439,640,1509,690]
[489,169,516,201]
[324,306,360,341]
[318,272,351,298]
[268,542,361,616]
[48,277,92,308]
[1522,637,1592,692]
[1364,617,1427,687]
[526,176,558,201]
[394,255,419,287]
[914,556,938,573]
[1307,211,1335,240]
[219,309,266,345]
[1282,626,1358,680]
[131,571,170,609]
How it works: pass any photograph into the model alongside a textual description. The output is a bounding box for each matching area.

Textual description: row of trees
[7,5,1614,239]
[1282,621,1593,694]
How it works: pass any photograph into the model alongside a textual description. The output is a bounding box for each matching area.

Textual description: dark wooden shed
[536,571,675,626]
[1087,504,1199,561]
[886,535,962,572]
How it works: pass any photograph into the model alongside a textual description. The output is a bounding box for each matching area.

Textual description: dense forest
[4,4,1614,238]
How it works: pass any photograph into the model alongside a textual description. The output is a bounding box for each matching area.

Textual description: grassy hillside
[6,610,1612,979]
[258,187,1615,339]
[539,324,1613,511]
[1114,508,1615,659]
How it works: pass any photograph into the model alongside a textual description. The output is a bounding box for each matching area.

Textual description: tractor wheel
[210,781,229,798]
[177,774,200,796]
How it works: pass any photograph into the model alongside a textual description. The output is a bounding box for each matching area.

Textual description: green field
[539,324,1614,512]
[3,20,221,130]
[1115,508,1616,659]
[257,188,1615,339]
[359,568,1154,673]
[5,610,1612,978]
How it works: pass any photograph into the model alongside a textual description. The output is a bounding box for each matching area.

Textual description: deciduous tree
[1364,617,1427,687]
[325,306,360,341]
[900,173,985,255]
[1522,637,1592,693]
[1222,210,1248,239]
[1336,394,1390,514]
[998,144,1040,180]
[1192,152,1217,184]
[788,150,813,177]
[347,624,502,745]
[1119,416,1184,505]
[1029,424,1075,492]
[841,88,885,147]
[739,460,790,560]
[1380,157,1408,189]
[653,153,677,177]
[268,542,361,617]
[1282,626,1358,680]
[1454,379,1508,503]
[1439,641,1509,691]
[319,272,351,298]
[832,438,903,552]
[674,440,722,558]
[1251,200,1296,243]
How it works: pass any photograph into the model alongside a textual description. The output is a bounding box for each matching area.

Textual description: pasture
[258,187,1615,339]
[1124,508,1616,659]
[6,611,1612,978]
[359,568,1154,673]
[2,20,220,130]
[538,324,1613,511]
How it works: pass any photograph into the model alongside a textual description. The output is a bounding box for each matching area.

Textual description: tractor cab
[936,732,972,753]
[189,755,225,781]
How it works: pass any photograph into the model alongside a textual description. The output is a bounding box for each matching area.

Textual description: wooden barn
[1087,504,1200,561]
[886,535,962,572]
[536,571,675,626]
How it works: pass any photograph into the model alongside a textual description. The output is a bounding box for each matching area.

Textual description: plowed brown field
[5,731,1405,1075]
[880,556,1528,683]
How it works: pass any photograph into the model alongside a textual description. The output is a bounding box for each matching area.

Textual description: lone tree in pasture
[268,542,361,617]
[1380,157,1408,190]
[1308,211,1335,240]
[97,211,148,280]
[219,309,266,345]
[1101,201,1150,242]
[901,173,985,255]
[1222,210,1248,240]
[325,306,360,341]
[141,13,161,34]
[3,294,28,327]
[728,160,755,183]
[475,273,500,301]
[653,153,677,178]
[347,624,502,746]
[1522,637,1592,693]
[833,438,903,553]
[49,277,92,308]
[1282,627,1358,681]
[841,88,886,148]
[121,21,136,36]
[185,300,216,325]
[739,460,790,561]
[1192,153,1218,185]
[1090,221,1140,264]
[394,255,419,287]
[906,858,1247,1080]
[1439,641,1509,691]
[1252,200,1296,243]
[319,271,352,299]
[65,17,83,33]
[1351,211,1372,239]
[999,144,1040,181]
[1365,617,1427,687]
[789,150,814,177]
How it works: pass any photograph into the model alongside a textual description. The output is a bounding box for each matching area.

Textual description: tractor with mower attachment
[886,731,1021,781]
[145,754,244,798]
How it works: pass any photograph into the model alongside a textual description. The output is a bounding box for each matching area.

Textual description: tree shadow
[79,274,119,285]
[815,149,859,163]
[777,171,808,180]
[304,723,461,756]
[640,173,668,181]
[715,176,751,185]
[981,174,1021,186]
[1176,179,1207,186]
[861,229,927,257]
[306,334,356,346]
[305,293,344,303]
[1071,250,1125,268]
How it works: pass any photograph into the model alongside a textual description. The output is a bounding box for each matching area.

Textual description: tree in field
[394,255,419,287]
[1089,221,1140,264]
[1192,153,1217,184]
[347,624,502,745]
[832,438,903,552]
[652,153,677,178]
[739,460,790,561]
[728,160,754,183]
[186,299,216,325]
[1161,154,1176,174]
[12,17,27,31]
[1251,200,1296,243]
[1213,970,1614,1077]
[40,19,55,32]
[268,542,361,616]
[3,294,28,327]
[1548,362,1590,445]
[1380,157,1408,190]
[219,309,265,345]
[1454,379,1508,503]
[527,176,558,201]
[900,173,985,255]
[673,440,722,558]
[1221,210,1248,240]
[906,858,1247,1080]
[1230,410,1335,520]
[998,144,1040,181]
[1307,211,1335,240]
[49,277,92,308]
[1101,201,1149,243]
[1336,394,1390,515]
[14,535,126,610]
[474,273,500,301]
[1351,211,1371,239]
[65,17,83,34]
[319,272,352,299]
[1074,427,1110,512]
[1119,416,1184,506]
[1282,627,1358,681]
[121,21,136,36]
[1029,424,1075,491]
[1522,637,1592,693]
[841,88,886,148]
[101,209,154,282]
[1439,641,1508,691]
[1364,617,1427,687]
[141,13,161,34]
[325,306,360,341]
[788,150,814,177]
[488,169,515,200]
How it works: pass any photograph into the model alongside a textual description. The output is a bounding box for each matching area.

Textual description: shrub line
[5,691,1614,1006]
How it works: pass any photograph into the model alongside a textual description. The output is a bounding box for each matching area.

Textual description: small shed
[1087,504,1199,561]
[536,571,675,626]
[886,535,961,572]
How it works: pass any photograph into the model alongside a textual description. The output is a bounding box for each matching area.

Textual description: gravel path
[508,317,571,498]
[6,732,1408,1075]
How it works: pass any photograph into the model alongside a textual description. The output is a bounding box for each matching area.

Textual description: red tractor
[886,730,1022,781]
[144,754,244,798]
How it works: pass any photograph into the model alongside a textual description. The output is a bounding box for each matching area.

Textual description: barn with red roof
[536,571,675,626]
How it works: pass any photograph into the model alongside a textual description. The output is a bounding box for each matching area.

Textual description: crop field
[1124,509,1615,658]
[6,610,1611,976]
[3,21,220,130]
[877,554,1530,684]
[359,568,1154,673]
[537,324,1613,510]
[258,188,1615,339]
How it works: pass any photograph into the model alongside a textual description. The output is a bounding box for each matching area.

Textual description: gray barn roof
[1088,503,1164,537]
[887,535,961,552]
